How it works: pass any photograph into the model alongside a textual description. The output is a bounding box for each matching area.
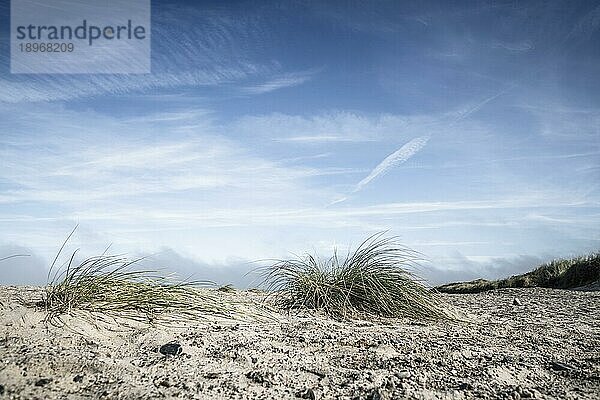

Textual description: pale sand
[0,286,599,399]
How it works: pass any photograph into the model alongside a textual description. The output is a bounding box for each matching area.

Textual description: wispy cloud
[63,195,597,229]
[275,135,372,143]
[0,65,277,104]
[564,4,600,45]
[242,70,318,95]
[235,112,410,143]
[0,138,323,205]
[492,40,534,52]
[0,104,343,211]
[517,102,600,141]
[0,2,316,103]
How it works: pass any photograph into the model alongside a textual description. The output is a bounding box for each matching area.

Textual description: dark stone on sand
[158,379,170,388]
[0,384,4,395]
[34,378,51,387]
[502,355,517,363]
[245,370,274,387]
[73,374,84,383]
[549,361,574,371]
[367,388,390,400]
[295,388,316,399]
[159,343,182,356]
[302,367,326,379]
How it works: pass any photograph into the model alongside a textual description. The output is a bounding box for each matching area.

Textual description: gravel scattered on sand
[0,286,598,399]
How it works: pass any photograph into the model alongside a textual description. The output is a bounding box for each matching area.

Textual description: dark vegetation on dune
[436,252,600,294]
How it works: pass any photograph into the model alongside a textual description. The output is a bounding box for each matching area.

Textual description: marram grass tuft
[41,251,229,326]
[261,233,454,320]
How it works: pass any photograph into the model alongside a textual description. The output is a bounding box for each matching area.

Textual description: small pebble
[34,378,51,387]
[295,388,316,399]
[367,388,391,400]
[513,298,522,306]
[550,361,574,371]
[159,343,182,356]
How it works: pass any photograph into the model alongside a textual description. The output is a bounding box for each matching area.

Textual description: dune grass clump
[262,233,452,320]
[42,251,227,326]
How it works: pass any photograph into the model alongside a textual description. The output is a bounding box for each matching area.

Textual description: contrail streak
[328,88,510,206]
[452,88,509,124]
[327,135,430,206]
[353,135,430,193]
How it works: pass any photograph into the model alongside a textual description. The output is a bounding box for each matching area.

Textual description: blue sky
[0,0,599,286]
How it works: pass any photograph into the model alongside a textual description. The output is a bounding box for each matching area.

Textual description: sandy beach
[0,286,598,399]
